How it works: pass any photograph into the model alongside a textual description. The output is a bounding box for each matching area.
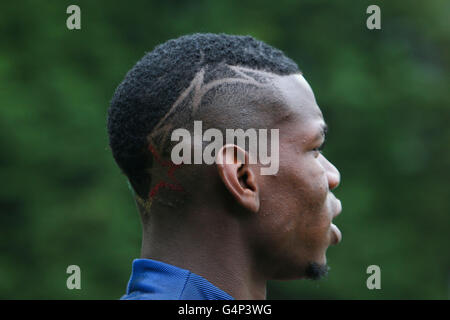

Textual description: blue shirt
[121,258,234,300]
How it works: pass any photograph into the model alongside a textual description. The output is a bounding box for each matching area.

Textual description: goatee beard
[305,262,329,280]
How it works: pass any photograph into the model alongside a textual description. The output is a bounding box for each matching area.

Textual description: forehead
[273,74,323,123]
[270,74,326,143]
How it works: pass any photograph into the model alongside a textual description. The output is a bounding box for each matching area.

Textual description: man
[107,33,342,300]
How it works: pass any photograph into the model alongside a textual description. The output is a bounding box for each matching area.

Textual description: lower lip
[331,223,342,245]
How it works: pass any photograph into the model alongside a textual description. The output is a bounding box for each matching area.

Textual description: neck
[140,205,267,300]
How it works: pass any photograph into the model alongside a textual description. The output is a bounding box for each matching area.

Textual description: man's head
[107,33,341,282]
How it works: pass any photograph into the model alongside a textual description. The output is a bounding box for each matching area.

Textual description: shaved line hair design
[148,65,283,152]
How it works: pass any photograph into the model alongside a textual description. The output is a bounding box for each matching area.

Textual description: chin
[304,262,330,280]
[299,253,329,280]
[270,256,328,280]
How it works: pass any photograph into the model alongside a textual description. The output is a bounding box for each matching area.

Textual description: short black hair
[107,33,299,200]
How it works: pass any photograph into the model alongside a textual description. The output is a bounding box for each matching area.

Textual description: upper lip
[332,197,342,219]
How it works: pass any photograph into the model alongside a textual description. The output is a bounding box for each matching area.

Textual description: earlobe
[216,144,260,213]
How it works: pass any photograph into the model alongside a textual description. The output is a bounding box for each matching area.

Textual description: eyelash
[313,141,325,154]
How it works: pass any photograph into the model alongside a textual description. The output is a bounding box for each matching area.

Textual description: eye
[312,141,325,157]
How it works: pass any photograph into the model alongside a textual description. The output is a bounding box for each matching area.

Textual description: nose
[320,156,340,191]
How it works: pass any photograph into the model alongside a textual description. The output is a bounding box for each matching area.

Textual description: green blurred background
[0,0,449,299]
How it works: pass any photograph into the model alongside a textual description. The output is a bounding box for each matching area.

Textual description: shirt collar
[124,258,234,300]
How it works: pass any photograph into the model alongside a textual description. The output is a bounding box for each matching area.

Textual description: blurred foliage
[0,0,449,299]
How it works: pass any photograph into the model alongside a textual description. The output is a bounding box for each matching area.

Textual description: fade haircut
[107,33,300,202]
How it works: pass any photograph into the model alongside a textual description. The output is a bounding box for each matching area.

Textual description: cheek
[258,156,330,238]
[295,164,331,234]
[281,157,332,247]
[289,158,328,211]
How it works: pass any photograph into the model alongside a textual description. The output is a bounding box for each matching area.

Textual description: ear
[216,144,260,213]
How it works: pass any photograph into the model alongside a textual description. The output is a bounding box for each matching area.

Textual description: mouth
[330,198,342,245]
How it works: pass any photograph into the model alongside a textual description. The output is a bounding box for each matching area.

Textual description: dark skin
[139,73,341,300]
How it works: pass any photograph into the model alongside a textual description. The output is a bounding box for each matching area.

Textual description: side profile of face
[248,74,342,280]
